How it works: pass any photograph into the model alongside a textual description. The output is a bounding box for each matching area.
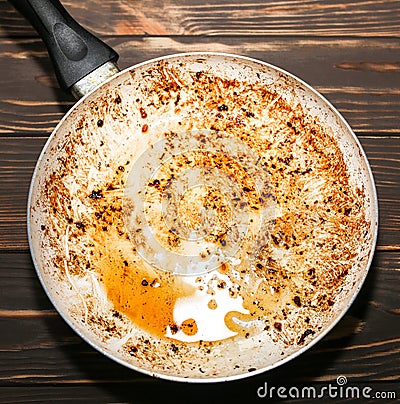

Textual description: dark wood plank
[1,0,399,37]
[0,37,399,136]
[0,383,398,404]
[0,136,398,251]
[0,137,46,250]
[0,1,398,402]
[0,386,156,404]
[0,251,398,392]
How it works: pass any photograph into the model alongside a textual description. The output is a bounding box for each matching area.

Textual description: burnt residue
[89,190,103,199]
[139,107,147,118]
[75,221,85,230]
[293,296,301,307]
[298,329,315,345]
[37,56,372,378]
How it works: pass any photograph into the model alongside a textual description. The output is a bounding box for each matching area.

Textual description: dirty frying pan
[14,0,378,382]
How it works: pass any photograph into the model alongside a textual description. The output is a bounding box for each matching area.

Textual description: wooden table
[0,0,399,402]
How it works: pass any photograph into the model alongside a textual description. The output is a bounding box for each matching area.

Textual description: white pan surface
[28,53,378,382]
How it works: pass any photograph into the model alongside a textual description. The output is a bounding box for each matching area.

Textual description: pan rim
[27,51,379,383]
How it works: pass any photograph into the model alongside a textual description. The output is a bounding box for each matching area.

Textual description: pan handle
[9,0,119,96]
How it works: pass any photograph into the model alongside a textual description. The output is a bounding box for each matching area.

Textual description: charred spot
[89,190,103,200]
[256,263,263,269]
[327,299,334,306]
[139,107,147,118]
[246,111,255,118]
[217,104,228,111]
[97,119,104,127]
[261,191,273,199]
[298,329,315,345]
[40,225,46,231]
[294,167,312,175]
[75,222,85,230]
[271,234,280,245]
[170,323,179,334]
[141,279,149,286]
[171,343,179,353]
[279,156,292,165]
[195,71,203,79]
[129,346,138,355]
[248,367,256,372]
[273,322,282,332]
[123,260,128,267]
[148,179,160,187]
[293,296,301,307]
[115,95,122,104]
[243,186,252,192]
[220,239,227,247]
[344,207,352,216]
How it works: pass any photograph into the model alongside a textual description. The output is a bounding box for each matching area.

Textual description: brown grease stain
[224,311,257,337]
[224,277,291,338]
[181,318,198,336]
[208,299,218,310]
[219,262,229,274]
[98,255,195,338]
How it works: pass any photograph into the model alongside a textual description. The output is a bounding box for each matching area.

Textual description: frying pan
[14,0,378,382]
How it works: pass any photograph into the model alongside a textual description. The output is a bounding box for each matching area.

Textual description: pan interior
[29,53,377,381]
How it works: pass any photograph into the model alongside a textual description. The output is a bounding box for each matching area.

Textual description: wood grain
[0,37,399,136]
[0,136,398,251]
[1,0,399,37]
[0,251,398,390]
[0,0,398,401]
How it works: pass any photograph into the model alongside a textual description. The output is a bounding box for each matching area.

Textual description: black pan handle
[9,0,119,92]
